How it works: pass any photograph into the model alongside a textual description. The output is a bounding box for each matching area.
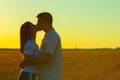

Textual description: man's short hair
[37,12,53,24]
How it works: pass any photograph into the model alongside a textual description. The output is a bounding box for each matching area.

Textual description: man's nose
[36,23,39,26]
[35,24,38,28]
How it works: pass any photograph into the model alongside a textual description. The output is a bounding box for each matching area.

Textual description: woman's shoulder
[24,39,37,53]
[24,39,36,48]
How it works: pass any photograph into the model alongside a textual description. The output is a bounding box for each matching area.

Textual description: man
[21,12,62,80]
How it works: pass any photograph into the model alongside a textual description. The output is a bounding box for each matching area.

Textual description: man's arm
[20,52,52,67]
[31,52,52,65]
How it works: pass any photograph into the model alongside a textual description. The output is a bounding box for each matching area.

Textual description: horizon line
[0,47,120,50]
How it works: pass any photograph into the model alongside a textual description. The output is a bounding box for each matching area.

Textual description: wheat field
[0,49,120,80]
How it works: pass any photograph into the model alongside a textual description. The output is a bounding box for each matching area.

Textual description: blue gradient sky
[0,0,120,48]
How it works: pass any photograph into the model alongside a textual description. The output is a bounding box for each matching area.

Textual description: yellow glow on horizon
[0,0,120,49]
[0,37,19,48]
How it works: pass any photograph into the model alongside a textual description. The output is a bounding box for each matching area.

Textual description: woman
[19,21,41,80]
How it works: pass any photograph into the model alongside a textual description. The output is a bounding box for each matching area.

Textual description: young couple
[19,12,62,80]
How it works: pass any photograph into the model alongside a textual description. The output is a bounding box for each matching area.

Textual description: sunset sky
[0,0,120,49]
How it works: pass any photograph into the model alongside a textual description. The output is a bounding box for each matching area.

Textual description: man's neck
[44,26,52,34]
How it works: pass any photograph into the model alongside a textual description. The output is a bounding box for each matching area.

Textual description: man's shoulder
[48,32,60,41]
[50,29,60,37]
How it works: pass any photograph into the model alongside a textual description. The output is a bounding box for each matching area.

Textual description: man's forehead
[38,17,42,20]
[38,17,44,21]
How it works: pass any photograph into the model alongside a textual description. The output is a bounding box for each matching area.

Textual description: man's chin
[37,29,43,32]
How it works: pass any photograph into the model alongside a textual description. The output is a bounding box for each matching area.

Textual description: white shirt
[38,28,62,80]
[23,39,41,73]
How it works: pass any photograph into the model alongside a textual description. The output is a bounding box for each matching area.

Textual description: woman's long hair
[20,21,33,53]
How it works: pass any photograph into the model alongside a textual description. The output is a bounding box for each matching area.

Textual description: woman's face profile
[30,24,37,40]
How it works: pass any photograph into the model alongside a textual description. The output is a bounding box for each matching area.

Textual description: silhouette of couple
[19,12,62,80]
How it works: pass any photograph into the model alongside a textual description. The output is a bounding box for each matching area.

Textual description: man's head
[36,12,53,31]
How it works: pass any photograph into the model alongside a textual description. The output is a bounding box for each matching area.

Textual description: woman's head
[20,21,37,53]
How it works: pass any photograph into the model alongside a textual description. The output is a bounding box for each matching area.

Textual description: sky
[0,0,120,49]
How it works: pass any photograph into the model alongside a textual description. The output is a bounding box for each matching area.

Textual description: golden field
[0,49,120,80]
